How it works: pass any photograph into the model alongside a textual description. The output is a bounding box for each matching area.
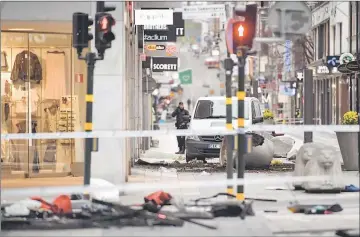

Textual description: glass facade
[1,31,87,179]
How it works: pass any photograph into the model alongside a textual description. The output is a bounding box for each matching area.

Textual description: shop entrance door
[321,80,325,125]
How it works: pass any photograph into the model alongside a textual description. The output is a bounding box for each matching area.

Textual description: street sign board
[140,53,147,61]
[284,40,292,73]
[181,4,226,21]
[326,55,340,67]
[179,69,192,85]
[339,53,355,65]
[144,25,177,42]
[337,64,351,74]
[144,25,168,30]
[143,12,185,37]
[146,45,166,51]
[268,2,311,35]
[135,9,173,25]
[166,45,177,56]
[345,61,360,72]
[151,57,178,72]
[174,12,185,37]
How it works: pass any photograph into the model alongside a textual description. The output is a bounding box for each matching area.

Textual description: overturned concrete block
[293,142,325,189]
[219,132,274,169]
[303,144,343,193]
[271,136,295,158]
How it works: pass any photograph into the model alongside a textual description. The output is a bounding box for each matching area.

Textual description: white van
[185,96,263,162]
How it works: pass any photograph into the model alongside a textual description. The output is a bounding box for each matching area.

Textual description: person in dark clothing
[187,98,191,110]
[172,102,189,154]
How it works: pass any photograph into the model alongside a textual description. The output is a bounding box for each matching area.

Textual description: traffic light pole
[236,47,247,201]
[78,52,103,185]
[84,52,95,185]
[224,58,234,195]
[72,2,115,186]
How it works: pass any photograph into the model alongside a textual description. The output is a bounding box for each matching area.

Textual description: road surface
[2,169,359,236]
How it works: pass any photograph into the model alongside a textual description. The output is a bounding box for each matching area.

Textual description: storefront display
[1,31,87,179]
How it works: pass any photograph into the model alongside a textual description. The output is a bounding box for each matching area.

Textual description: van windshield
[193,100,249,119]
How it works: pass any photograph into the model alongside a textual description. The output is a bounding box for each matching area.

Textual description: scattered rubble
[135,158,294,173]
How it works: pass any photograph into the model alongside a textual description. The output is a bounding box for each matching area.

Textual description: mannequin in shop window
[32,121,40,173]
[43,102,59,164]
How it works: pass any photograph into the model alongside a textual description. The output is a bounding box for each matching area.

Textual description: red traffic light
[100,17,109,30]
[237,24,245,37]
[99,15,115,31]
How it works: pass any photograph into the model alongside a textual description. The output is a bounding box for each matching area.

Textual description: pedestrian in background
[187,98,191,110]
[172,102,189,154]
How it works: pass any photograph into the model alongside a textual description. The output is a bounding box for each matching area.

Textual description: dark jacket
[172,107,189,128]
[11,51,42,83]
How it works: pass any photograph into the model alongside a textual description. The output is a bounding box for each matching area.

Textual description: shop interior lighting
[8,28,34,31]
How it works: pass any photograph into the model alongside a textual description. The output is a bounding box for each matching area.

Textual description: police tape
[2,175,356,199]
[0,125,359,140]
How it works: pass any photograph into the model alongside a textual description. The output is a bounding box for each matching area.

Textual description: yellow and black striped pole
[84,52,97,185]
[236,48,246,201]
[224,58,234,195]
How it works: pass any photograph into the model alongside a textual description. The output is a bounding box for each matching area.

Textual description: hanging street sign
[143,12,185,37]
[174,12,185,37]
[326,55,340,67]
[146,45,166,51]
[284,40,292,73]
[339,53,355,65]
[337,64,351,74]
[140,53,147,61]
[268,2,311,35]
[179,69,192,85]
[166,44,177,56]
[144,25,177,42]
[151,57,178,72]
[135,9,173,25]
[179,4,226,21]
[345,60,360,72]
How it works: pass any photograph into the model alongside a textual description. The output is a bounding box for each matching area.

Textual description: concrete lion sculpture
[293,142,325,190]
[302,144,343,193]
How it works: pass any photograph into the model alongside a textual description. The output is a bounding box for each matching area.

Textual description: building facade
[0,2,145,185]
[309,1,352,125]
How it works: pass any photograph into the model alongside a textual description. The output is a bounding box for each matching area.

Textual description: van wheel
[186,154,193,163]
[199,158,207,164]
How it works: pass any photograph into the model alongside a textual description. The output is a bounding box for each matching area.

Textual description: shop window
[1,32,87,179]
[317,24,325,59]
[338,22,342,53]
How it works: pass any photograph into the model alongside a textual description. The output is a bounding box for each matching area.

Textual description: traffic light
[95,2,116,57]
[72,12,93,56]
[232,4,257,51]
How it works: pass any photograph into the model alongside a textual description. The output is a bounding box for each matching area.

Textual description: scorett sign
[151,57,178,72]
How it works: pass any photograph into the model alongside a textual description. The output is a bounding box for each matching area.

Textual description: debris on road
[1,190,258,231]
[136,158,294,173]
[159,167,177,173]
[200,171,210,176]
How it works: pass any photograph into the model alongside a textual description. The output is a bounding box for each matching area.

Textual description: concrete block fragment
[293,142,325,189]
[271,136,295,158]
[303,144,344,193]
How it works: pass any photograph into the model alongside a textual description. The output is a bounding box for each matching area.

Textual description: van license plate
[208,144,221,149]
